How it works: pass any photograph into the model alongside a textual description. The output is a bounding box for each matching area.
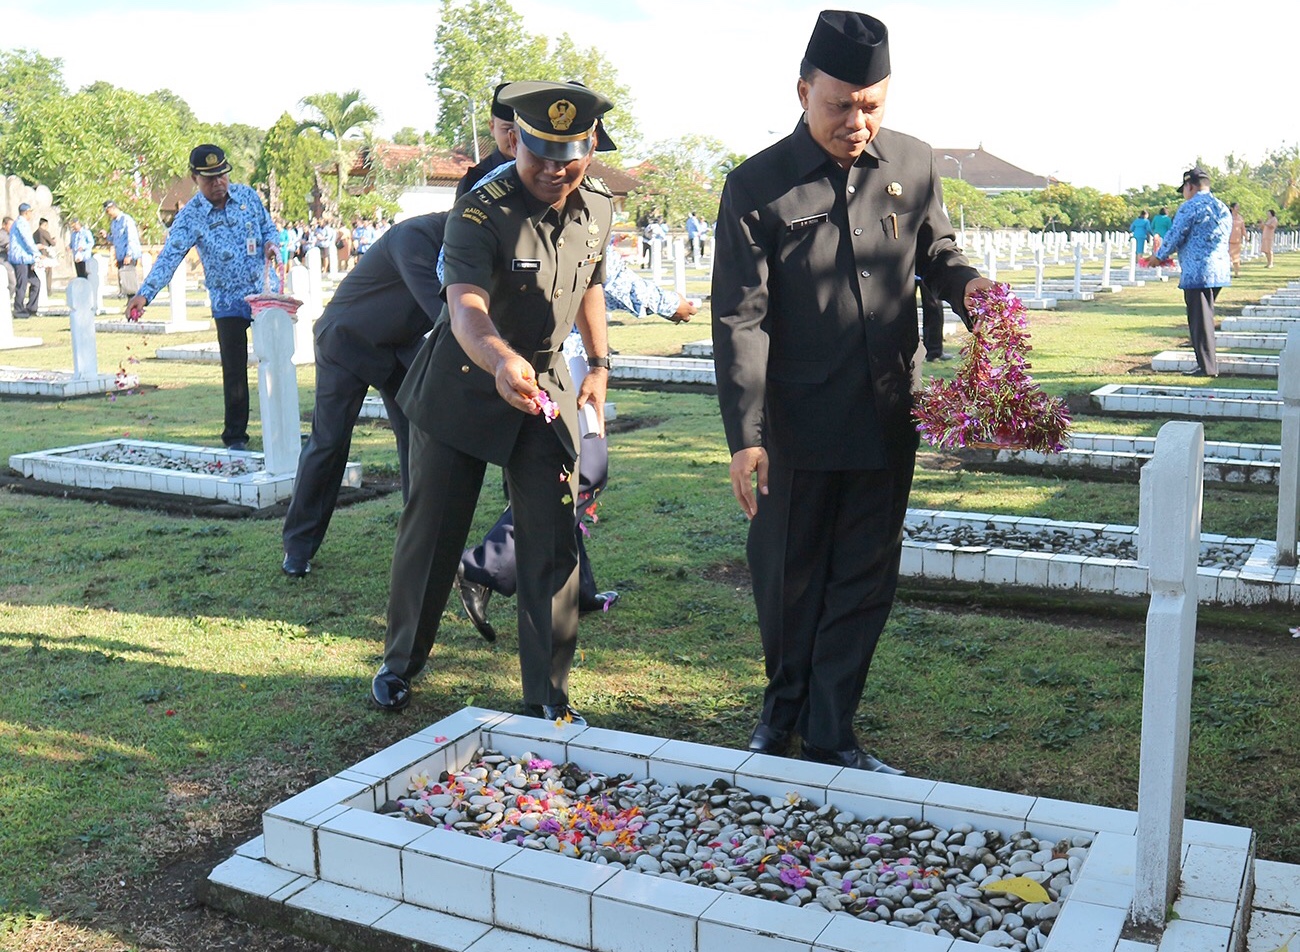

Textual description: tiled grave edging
[207,707,1257,952]
[8,439,359,509]
[900,509,1293,606]
[0,366,133,398]
[1150,351,1278,378]
[966,435,1281,486]
[1090,384,1281,421]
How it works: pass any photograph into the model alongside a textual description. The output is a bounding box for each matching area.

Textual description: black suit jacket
[712,122,979,470]
[313,212,447,388]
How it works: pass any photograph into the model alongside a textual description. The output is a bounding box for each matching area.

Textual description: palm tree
[296,90,380,208]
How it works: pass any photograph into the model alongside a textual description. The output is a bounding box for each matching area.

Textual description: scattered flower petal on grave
[981,875,1051,903]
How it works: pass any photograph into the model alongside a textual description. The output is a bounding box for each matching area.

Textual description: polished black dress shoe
[227,440,249,451]
[523,703,587,726]
[802,742,905,775]
[371,667,411,712]
[748,722,792,755]
[282,553,311,578]
[1182,368,1216,378]
[579,590,620,615]
[456,565,496,642]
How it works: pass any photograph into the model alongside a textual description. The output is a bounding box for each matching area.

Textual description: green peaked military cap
[498,80,613,163]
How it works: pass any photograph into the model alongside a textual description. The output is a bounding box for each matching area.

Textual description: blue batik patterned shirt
[69,227,94,262]
[1158,190,1232,290]
[109,213,142,262]
[138,183,279,319]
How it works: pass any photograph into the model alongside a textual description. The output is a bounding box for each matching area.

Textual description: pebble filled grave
[74,443,255,476]
[378,747,1088,951]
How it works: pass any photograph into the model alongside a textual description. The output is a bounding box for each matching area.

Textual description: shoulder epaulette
[473,177,517,204]
[583,176,612,198]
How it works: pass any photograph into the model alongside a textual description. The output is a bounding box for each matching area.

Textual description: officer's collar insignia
[548,99,577,131]
[886,182,903,197]
[588,223,600,234]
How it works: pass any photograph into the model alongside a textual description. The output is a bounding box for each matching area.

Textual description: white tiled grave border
[966,435,1281,486]
[207,707,1260,952]
[8,439,360,509]
[1091,384,1281,421]
[899,509,1293,607]
[0,366,134,398]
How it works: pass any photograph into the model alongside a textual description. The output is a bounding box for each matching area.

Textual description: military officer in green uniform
[712,11,992,773]
[371,81,616,720]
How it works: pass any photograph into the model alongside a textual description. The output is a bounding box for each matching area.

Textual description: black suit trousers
[1185,287,1220,376]
[13,263,39,314]
[282,357,410,560]
[749,446,916,751]
[384,416,579,706]
[215,317,252,446]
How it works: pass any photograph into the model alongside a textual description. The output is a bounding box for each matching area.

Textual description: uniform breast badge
[886,182,902,197]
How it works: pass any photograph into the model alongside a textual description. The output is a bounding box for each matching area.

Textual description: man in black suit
[712,10,991,773]
[280,212,448,577]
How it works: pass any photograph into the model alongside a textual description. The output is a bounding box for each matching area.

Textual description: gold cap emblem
[206,153,220,167]
[548,99,577,131]
[886,182,902,197]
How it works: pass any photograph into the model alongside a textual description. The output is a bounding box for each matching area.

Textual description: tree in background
[428,0,637,159]
[3,82,186,238]
[0,48,67,147]
[296,90,379,209]
[627,135,730,226]
[1256,145,1300,223]
[255,113,332,223]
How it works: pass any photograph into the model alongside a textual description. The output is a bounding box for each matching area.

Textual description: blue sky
[5,0,1293,191]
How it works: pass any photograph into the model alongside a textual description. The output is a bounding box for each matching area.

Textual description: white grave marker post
[691,234,701,265]
[36,262,52,311]
[1072,243,1084,294]
[1034,246,1045,299]
[1128,239,1138,283]
[327,240,339,275]
[305,247,324,303]
[67,278,99,379]
[92,254,110,313]
[1008,232,1021,270]
[1276,327,1300,566]
[139,251,153,284]
[673,238,687,297]
[650,238,663,284]
[168,268,187,327]
[984,246,997,284]
[0,275,14,341]
[251,305,301,476]
[1131,420,1204,932]
[288,264,316,362]
[1053,233,1063,264]
[1102,239,1113,286]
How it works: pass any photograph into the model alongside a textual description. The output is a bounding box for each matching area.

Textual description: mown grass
[1,251,1298,947]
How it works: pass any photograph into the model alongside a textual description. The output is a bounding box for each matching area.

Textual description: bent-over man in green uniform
[371,81,615,721]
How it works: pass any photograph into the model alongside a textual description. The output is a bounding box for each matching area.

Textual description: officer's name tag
[786,213,828,232]
[512,259,541,272]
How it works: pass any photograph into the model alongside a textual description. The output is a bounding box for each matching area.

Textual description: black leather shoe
[523,703,587,726]
[227,440,249,451]
[282,553,311,578]
[802,742,905,775]
[748,722,791,755]
[1182,368,1216,378]
[579,590,620,615]
[371,667,411,712]
[456,565,496,642]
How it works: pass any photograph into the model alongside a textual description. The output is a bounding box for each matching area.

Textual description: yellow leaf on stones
[981,876,1051,903]
[1267,931,1296,952]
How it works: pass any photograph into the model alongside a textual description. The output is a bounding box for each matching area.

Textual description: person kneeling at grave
[130,145,280,451]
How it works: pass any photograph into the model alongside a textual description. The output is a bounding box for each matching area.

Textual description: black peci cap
[1181,166,1209,189]
[490,82,514,122]
[189,144,232,177]
[498,80,613,163]
[804,10,891,87]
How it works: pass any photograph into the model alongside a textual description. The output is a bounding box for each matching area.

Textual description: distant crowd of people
[275,217,398,273]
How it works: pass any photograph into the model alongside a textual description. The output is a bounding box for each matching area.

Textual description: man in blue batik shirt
[1149,166,1231,378]
[104,200,142,295]
[68,218,95,279]
[8,203,41,316]
[129,144,280,450]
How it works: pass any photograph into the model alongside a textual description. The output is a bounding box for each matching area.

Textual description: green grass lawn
[1,252,1298,948]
